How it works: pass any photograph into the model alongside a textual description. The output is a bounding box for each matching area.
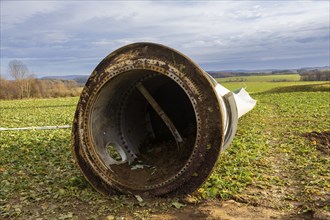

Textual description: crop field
[1,76,329,219]
[217,74,301,83]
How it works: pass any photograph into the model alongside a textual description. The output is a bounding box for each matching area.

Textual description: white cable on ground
[0,125,71,131]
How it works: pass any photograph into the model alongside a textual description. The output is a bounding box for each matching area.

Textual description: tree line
[298,70,330,81]
[0,60,81,100]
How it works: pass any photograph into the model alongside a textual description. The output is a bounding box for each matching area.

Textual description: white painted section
[215,83,256,119]
[232,88,257,118]
[215,83,230,96]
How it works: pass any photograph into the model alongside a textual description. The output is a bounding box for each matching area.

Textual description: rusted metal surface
[71,42,254,197]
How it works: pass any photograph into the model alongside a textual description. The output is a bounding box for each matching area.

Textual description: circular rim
[72,42,224,196]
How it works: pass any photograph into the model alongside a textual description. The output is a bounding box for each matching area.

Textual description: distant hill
[297,66,330,72]
[39,66,329,82]
[208,66,329,78]
[41,75,89,85]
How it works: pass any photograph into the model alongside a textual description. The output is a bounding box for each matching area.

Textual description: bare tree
[9,60,28,80]
[8,60,31,98]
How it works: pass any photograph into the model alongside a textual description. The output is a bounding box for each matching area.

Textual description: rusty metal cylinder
[72,42,247,196]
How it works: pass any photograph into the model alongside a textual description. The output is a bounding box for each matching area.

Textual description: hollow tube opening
[90,70,197,188]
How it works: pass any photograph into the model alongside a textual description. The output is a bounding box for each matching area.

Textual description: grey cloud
[1,1,329,76]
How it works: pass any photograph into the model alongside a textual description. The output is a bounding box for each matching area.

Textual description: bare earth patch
[150,200,283,220]
[302,131,330,154]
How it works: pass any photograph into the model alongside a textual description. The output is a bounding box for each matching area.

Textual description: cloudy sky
[1,1,329,77]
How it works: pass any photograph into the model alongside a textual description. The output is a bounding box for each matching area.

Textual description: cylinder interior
[90,70,197,188]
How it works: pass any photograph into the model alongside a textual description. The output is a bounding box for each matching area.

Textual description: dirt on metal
[111,138,194,188]
[72,42,224,196]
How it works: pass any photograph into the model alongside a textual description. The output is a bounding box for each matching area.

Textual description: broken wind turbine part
[71,42,256,196]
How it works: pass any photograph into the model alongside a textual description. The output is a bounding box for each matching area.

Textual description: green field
[216,74,329,93]
[1,78,329,219]
[217,74,301,83]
